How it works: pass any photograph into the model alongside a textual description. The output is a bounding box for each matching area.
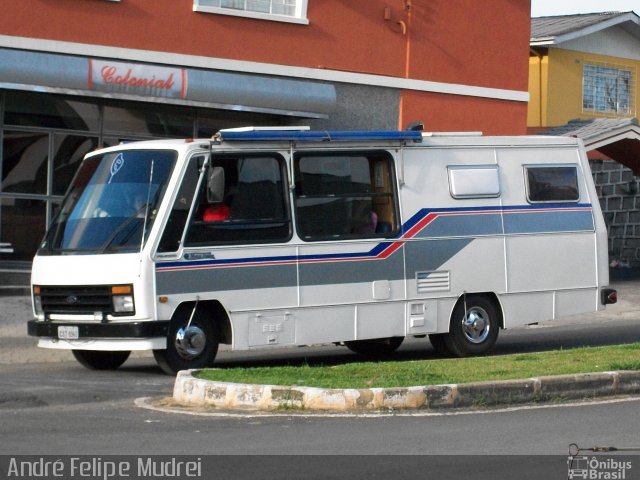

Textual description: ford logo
[66,295,79,305]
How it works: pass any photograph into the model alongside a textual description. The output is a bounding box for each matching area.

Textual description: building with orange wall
[0,0,531,272]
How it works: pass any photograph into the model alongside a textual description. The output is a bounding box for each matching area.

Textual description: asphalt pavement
[0,295,153,365]
[3,280,640,365]
[3,280,640,412]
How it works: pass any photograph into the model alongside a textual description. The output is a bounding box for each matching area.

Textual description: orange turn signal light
[112,285,132,295]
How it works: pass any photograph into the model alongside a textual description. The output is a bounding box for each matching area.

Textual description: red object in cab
[203,204,230,221]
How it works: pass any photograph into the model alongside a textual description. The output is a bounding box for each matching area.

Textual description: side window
[184,154,291,246]
[294,151,398,241]
[526,166,579,203]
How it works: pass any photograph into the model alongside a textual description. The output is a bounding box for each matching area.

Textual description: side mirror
[207,166,225,203]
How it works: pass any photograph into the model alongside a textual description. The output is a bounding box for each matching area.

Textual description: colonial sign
[88,59,187,99]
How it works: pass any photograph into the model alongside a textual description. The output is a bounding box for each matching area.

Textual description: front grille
[39,285,113,314]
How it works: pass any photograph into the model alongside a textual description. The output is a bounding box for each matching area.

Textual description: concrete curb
[172,369,640,412]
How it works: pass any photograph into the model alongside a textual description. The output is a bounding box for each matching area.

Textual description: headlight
[112,285,135,313]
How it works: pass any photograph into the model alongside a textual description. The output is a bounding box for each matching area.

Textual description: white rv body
[29,129,616,373]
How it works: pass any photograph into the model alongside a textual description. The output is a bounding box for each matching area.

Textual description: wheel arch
[172,299,233,345]
[450,292,504,330]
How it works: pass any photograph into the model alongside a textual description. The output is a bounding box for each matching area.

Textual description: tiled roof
[539,118,640,174]
[531,12,627,41]
[539,117,639,139]
[531,11,640,44]
[540,118,640,176]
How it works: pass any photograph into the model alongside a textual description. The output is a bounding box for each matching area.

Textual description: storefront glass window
[196,110,285,138]
[197,112,247,138]
[0,197,46,261]
[2,130,49,195]
[103,103,194,138]
[4,91,100,131]
[102,137,139,148]
[53,134,100,196]
[0,89,289,267]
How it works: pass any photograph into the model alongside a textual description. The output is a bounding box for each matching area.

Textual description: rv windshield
[40,149,177,254]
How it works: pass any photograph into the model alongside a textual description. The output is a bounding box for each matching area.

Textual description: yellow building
[529,12,640,131]
[529,11,640,271]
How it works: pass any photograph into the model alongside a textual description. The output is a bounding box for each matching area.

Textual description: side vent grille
[416,271,450,293]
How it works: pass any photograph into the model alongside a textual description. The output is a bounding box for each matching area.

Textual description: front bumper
[27,320,169,339]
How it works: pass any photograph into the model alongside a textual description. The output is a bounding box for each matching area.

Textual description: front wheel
[72,350,131,370]
[344,337,404,358]
[443,295,500,357]
[153,309,219,375]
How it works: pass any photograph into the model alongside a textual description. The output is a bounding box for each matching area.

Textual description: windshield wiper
[99,210,146,253]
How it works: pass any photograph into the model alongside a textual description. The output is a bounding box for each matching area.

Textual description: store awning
[0,47,336,118]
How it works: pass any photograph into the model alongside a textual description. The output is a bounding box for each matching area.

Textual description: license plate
[58,326,79,340]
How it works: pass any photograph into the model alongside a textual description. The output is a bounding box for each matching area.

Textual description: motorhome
[28,128,617,374]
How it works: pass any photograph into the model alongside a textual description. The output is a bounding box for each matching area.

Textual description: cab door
[154,150,298,325]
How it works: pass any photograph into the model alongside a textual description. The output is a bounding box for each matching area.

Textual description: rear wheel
[72,350,131,370]
[344,337,404,358]
[153,308,219,375]
[444,295,500,357]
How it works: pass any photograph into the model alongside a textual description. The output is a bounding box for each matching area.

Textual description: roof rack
[213,127,423,143]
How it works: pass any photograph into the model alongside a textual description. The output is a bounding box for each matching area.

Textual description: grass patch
[610,361,640,370]
[197,342,640,389]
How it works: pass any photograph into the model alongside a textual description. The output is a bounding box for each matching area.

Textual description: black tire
[344,337,404,358]
[443,295,500,357]
[428,333,453,357]
[153,308,219,375]
[72,350,131,370]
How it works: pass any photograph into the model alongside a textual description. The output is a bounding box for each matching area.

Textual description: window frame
[182,151,293,248]
[524,165,580,204]
[293,149,400,242]
[193,0,309,25]
[582,62,635,117]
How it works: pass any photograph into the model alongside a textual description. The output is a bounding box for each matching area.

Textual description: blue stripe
[415,213,503,238]
[157,204,594,271]
[504,209,594,234]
